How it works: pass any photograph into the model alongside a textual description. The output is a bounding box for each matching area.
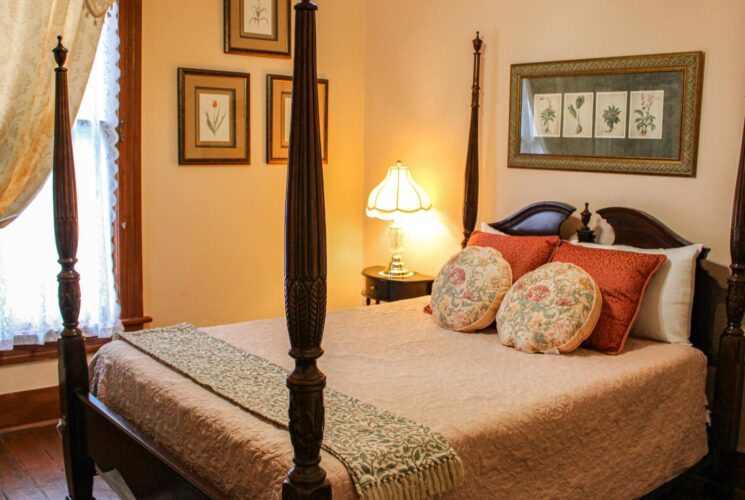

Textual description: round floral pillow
[496,262,602,354]
[430,246,512,332]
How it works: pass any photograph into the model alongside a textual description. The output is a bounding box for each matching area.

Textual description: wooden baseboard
[0,386,59,430]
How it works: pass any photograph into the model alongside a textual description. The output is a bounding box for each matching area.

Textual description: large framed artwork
[178,68,250,165]
[266,74,329,164]
[508,52,704,176]
[224,0,291,57]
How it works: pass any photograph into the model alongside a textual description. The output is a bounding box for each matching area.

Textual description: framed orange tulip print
[178,68,251,165]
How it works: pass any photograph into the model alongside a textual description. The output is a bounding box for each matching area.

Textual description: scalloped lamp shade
[366,161,431,221]
[366,162,431,278]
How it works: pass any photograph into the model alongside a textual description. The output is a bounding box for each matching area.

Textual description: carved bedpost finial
[296,0,317,10]
[53,35,68,70]
[462,34,483,248]
[581,203,592,228]
[576,203,596,243]
[473,32,482,53]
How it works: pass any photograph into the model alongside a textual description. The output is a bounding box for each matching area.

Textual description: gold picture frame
[178,68,250,165]
[508,52,704,177]
[224,0,291,57]
[266,74,329,164]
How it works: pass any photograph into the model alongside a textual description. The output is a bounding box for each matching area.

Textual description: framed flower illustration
[508,52,704,176]
[224,0,291,57]
[178,68,250,165]
[266,74,329,164]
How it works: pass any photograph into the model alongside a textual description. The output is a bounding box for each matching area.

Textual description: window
[0,4,132,352]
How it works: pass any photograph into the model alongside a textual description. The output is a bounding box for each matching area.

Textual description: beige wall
[142,0,366,327]
[363,0,745,448]
[0,0,366,395]
[364,0,745,273]
[0,360,58,394]
[0,357,94,395]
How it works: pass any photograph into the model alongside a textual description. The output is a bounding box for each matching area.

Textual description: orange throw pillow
[467,232,560,280]
[551,243,665,354]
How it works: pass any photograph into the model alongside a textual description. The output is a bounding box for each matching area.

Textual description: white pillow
[479,222,507,235]
[573,241,703,344]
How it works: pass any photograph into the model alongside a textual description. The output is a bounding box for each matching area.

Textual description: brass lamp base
[379,254,414,279]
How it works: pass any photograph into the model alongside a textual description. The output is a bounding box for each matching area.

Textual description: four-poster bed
[49,1,744,498]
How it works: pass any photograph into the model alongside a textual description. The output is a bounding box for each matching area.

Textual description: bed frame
[50,2,744,497]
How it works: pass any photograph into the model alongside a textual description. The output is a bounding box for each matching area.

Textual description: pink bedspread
[91,297,708,499]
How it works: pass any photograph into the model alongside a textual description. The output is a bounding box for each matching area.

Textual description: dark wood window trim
[0,0,148,367]
[116,0,151,332]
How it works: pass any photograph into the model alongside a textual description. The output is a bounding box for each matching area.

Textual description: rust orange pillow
[551,243,666,354]
[467,232,560,280]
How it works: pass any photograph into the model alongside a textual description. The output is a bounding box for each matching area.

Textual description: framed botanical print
[224,0,291,57]
[266,74,329,164]
[178,68,250,165]
[508,52,704,176]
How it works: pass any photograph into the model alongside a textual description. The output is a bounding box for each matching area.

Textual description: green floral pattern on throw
[496,262,601,354]
[118,325,463,500]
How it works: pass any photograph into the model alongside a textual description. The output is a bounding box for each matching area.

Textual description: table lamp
[366,161,431,278]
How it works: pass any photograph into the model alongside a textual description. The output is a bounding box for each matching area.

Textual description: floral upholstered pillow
[431,247,512,332]
[496,262,602,354]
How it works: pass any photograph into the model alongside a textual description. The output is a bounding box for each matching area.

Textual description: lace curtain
[0,0,114,228]
[0,3,122,350]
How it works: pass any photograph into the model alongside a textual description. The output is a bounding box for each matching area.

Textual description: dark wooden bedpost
[283,1,331,499]
[711,116,745,496]
[462,32,483,248]
[53,37,95,500]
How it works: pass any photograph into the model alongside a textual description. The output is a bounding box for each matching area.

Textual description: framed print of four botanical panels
[508,52,704,176]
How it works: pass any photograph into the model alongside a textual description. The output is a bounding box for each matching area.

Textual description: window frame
[0,0,147,366]
[115,0,150,332]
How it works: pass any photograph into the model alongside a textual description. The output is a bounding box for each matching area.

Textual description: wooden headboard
[595,207,710,254]
[485,201,575,236]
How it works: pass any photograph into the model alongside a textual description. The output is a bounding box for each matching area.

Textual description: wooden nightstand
[361,266,435,305]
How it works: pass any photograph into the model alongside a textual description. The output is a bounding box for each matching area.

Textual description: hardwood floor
[0,425,118,499]
[0,424,743,499]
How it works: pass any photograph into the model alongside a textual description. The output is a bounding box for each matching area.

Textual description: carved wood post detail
[711,116,745,496]
[462,32,483,248]
[282,2,331,499]
[53,37,95,500]
[576,203,596,243]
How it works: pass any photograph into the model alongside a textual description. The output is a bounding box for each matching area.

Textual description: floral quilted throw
[118,324,464,500]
